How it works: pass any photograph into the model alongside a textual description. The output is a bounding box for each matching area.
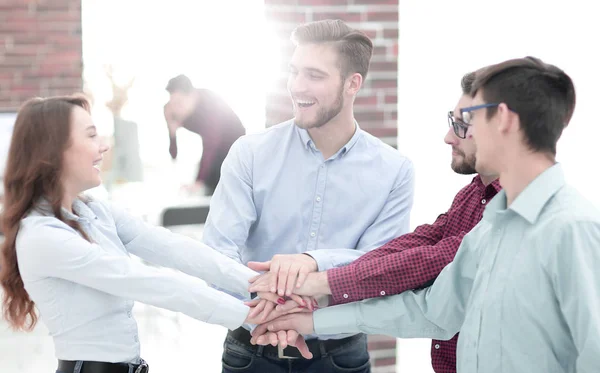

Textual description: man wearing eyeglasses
[248,71,500,373]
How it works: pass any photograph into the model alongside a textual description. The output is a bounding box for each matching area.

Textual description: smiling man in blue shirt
[202,19,414,373]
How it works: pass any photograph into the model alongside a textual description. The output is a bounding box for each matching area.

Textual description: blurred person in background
[164,74,245,196]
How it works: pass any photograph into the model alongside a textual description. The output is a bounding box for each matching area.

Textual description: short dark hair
[291,19,373,80]
[166,74,194,94]
[471,56,576,155]
[461,72,476,95]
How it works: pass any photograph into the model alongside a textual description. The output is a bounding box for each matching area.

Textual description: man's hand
[244,301,300,326]
[244,292,313,325]
[244,292,282,323]
[247,254,318,297]
[293,271,332,297]
[251,313,315,341]
[252,330,313,359]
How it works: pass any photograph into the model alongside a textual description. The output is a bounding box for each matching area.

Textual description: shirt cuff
[304,250,335,271]
[208,295,249,331]
[313,304,361,335]
[327,266,362,305]
[229,266,258,299]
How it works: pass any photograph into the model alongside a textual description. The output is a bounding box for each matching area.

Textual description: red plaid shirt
[327,176,501,373]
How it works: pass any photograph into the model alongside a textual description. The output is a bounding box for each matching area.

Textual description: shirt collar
[484,163,565,224]
[36,196,97,221]
[296,121,363,157]
[472,175,502,193]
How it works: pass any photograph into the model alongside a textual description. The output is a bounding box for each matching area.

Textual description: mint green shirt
[315,164,600,373]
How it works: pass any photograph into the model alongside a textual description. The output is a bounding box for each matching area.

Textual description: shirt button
[343,294,349,299]
[316,196,321,202]
[380,291,386,296]
[481,199,487,204]
[310,232,316,237]
[127,311,132,318]
[434,344,440,349]
[134,335,139,342]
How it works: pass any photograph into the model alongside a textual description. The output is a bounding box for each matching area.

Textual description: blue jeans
[221,334,371,373]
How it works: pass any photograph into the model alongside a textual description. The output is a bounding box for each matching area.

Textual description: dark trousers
[222,332,371,373]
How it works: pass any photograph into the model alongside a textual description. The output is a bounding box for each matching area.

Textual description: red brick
[373,357,396,366]
[12,34,47,45]
[35,2,72,11]
[0,4,27,12]
[355,111,384,122]
[384,94,397,104]
[10,85,40,96]
[355,95,378,106]
[1,55,36,67]
[37,21,78,32]
[36,11,81,23]
[370,61,397,72]
[361,28,378,39]
[0,10,34,22]
[352,0,397,4]
[366,11,398,22]
[370,78,397,89]
[383,27,398,39]
[362,127,397,138]
[312,12,363,23]
[298,0,346,5]
[0,20,38,32]
[372,46,387,56]
[368,339,397,350]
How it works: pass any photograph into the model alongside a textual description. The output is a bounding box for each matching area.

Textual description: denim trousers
[221,333,371,373]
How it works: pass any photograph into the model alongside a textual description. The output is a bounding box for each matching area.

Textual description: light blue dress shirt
[314,164,600,372]
[16,198,258,363]
[203,119,415,339]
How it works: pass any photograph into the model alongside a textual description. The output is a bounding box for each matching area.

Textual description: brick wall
[264,2,400,370]
[0,0,83,110]
[265,0,399,147]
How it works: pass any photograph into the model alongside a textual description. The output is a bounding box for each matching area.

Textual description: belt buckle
[278,345,299,360]
[134,361,149,373]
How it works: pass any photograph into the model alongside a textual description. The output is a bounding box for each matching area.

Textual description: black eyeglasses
[448,111,471,139]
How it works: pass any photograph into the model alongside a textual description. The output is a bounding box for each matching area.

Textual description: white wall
[397,1,599,372]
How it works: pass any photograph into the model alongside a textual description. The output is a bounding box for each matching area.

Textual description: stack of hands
[242,253,330,359]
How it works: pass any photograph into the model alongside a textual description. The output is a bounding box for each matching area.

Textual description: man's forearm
[297,271,331,297]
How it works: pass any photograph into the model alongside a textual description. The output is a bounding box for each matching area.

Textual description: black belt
[57,359,149,373]
[227,327,364,359]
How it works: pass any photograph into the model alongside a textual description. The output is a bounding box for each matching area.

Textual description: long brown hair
[1,95,92,331]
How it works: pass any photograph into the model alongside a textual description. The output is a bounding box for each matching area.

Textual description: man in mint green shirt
[252,57,598,373]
